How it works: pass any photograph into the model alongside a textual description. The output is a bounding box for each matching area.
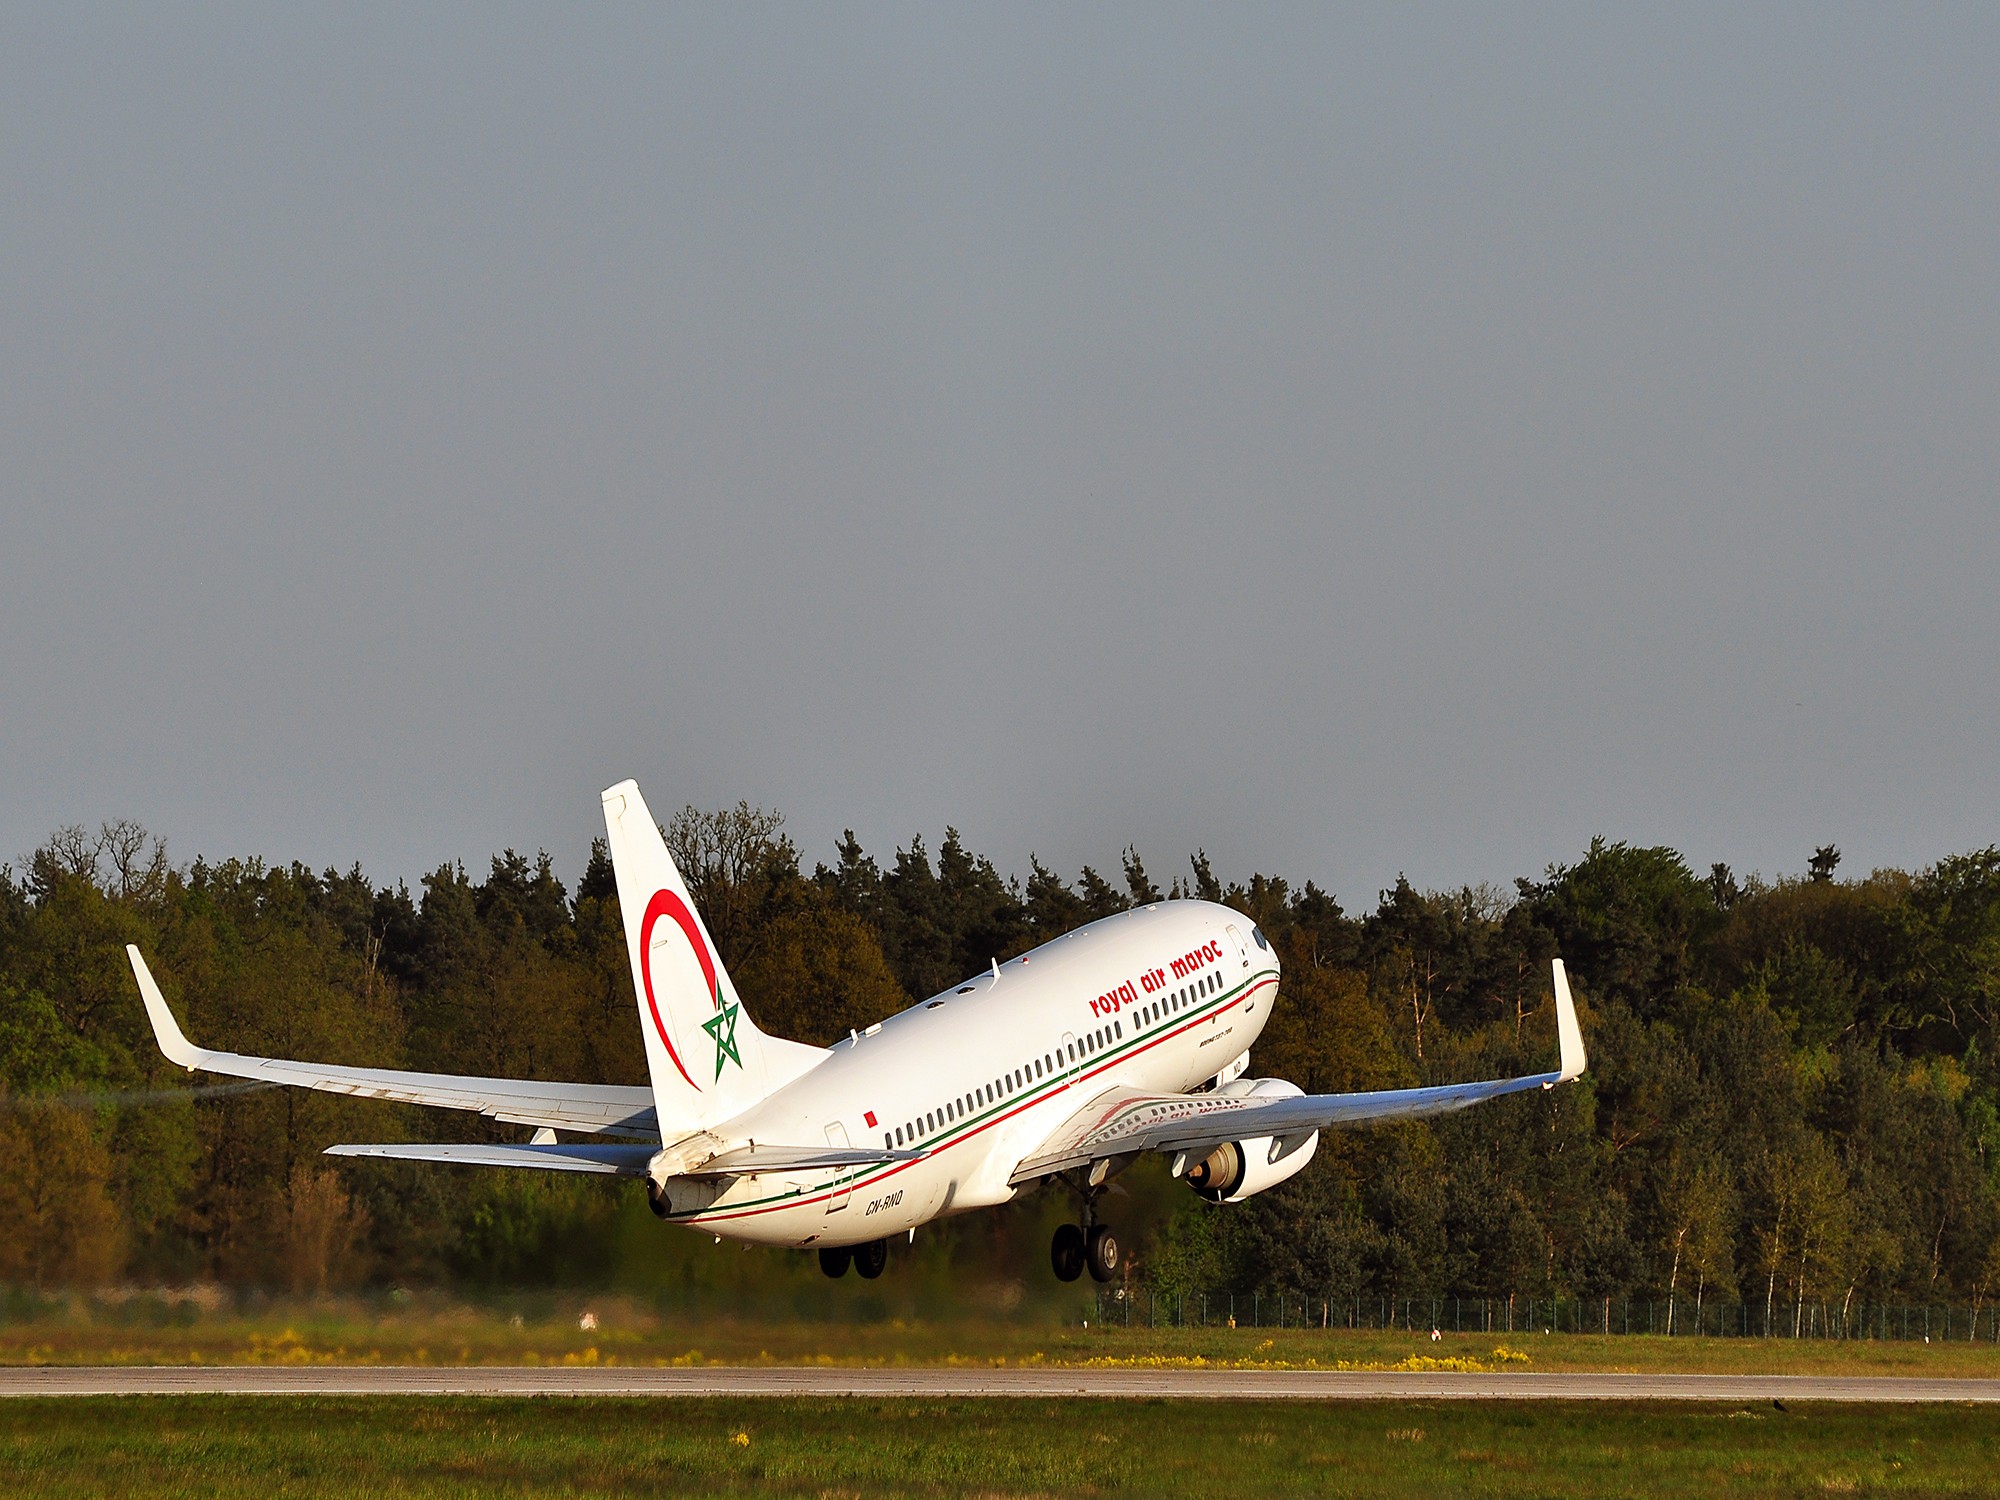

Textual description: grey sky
[5,5,1997,912]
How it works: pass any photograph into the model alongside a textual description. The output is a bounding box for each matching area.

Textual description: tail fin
[601,780,825,1134]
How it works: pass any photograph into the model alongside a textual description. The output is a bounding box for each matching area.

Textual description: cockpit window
[1252,926,1269,950]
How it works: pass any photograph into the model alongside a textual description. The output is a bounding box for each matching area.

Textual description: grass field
[6,1295,2000,1377]
[4,1394,1999,1497]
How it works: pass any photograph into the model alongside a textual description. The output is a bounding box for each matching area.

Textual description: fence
[1090,1287,2000,1341]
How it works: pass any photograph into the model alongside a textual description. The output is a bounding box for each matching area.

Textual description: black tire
[1051,1222,1086,1283]
[854,1239,888,1279]
[1086,1224,1120,1283]
[818,1245,852,1279]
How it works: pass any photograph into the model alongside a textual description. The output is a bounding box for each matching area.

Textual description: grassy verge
[6,1296,2000,1376]
[5,1395,2000,1497]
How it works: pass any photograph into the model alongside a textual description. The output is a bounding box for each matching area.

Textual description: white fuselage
[658,900,1281,1247]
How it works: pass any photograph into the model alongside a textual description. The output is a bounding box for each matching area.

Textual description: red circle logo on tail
[638,888,720,1092]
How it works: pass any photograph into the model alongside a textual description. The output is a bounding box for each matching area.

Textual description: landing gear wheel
[1086,1224,1119,1283]
[818,1245,852,1279]
[853,1239,888,1279]
[1051,1222,1086,1282]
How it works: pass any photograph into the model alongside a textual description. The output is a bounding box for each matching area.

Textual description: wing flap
[129,946,659,1139]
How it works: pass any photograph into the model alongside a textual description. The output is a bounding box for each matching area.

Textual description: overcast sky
[4,5,1996,911]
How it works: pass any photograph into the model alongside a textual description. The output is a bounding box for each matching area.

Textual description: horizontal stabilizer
[683,1142,926,1178]
[325,1142,657,1175]
[325,1139,925,1179]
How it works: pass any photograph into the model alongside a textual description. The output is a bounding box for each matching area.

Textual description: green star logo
[702,989,743,1080]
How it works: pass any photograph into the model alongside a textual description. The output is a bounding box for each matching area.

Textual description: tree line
[5,809,2000,1324]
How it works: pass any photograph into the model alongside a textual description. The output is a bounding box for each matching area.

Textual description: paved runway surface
[5,1366,2000,1402]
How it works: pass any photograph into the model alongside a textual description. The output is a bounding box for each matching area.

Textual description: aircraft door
[1226,924,1249,969]
[825,1121,852,1212]
[1060,1032,1077,1083]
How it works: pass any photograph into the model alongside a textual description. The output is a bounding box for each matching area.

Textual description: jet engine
[1180,1078,1319,1203]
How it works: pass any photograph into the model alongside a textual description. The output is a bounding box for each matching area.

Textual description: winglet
[127,945,201,1071]
[1548,958,1587,1085]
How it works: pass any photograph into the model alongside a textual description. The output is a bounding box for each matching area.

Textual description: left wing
[129,946,659,1139]
[1013,958,1586,1182]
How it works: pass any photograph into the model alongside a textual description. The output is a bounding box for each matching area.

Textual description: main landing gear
[1050,1222,1119,1283]
[1050,1165,1121,1284]
[819,1239,889,1279]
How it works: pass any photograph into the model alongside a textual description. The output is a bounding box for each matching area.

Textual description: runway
[5,1365,2000,1402]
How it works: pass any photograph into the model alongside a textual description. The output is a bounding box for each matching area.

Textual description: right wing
[128,946,659,1139]
[1014,958,1587,1182]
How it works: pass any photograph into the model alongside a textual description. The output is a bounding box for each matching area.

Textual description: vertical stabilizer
[601,780,823,1134]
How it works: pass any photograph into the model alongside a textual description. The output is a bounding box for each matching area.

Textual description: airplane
[127,778,1587,1283]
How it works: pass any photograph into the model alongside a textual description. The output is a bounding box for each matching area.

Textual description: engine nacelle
[1182,1078,1319,1203]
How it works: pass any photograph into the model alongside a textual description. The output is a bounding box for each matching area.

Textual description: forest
[6,807,2000,1329]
